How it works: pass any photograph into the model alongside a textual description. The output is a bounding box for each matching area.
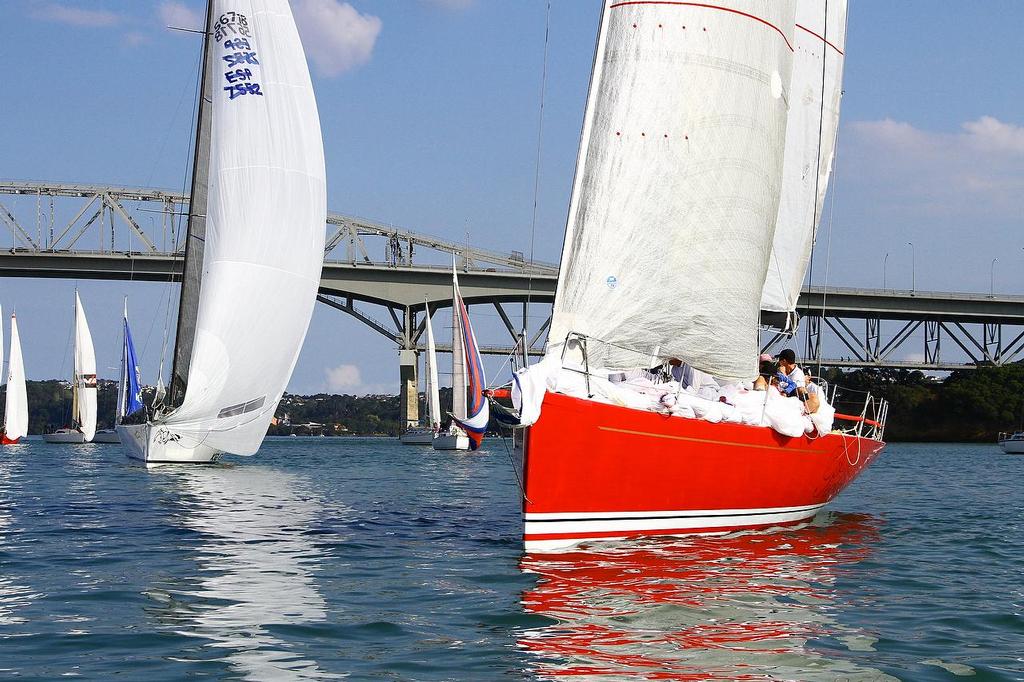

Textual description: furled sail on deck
[74,292,98,442]
[761,0,847,318]
[548,1,796,381]
[162,0,326,455]
[5,314,28,441]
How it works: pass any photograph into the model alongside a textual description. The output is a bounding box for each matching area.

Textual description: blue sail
[118,305,144,420]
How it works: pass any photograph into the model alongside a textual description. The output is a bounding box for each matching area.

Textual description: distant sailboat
[1,311,28,445]
[94,299,143,444]
[433,265,489,451]
[43,292,97,444]
[400,300,441,445]
[117,0,326,464]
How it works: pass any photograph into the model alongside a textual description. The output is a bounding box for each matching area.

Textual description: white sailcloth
[424,307,441,429]
[5,314,28,441]
[451,267,467,421]
[548,1,796,381]
[162,0,326,455]
[761,0,847,316]
[74,292,98,442]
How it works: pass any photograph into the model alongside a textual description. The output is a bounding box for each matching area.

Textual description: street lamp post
[883,252,889,290]
[991,257,998,298]
[906,242,915,293]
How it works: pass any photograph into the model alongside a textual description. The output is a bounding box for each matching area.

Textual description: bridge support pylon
[398,349,419,430]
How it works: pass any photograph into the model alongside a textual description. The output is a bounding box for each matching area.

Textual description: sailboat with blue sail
[94,299,144,443]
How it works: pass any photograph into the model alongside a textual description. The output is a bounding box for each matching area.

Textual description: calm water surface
[0,439,1021,680]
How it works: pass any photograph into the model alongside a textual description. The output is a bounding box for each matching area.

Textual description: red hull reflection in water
[519,513,894,681]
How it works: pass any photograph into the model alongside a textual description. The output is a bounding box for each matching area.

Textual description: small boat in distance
[1,310,29,445]
[400,299,441,445]
[117,0,326,465]
[998,432,1024,454]
[434,264,489,451]
[43,292,97,444]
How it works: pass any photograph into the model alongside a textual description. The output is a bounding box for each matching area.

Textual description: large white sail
[451,267,467,421]
[5,314,28,441]
[162,0,326,455]
[74,292,98,442]
[548,1,796,381]
[761,0,847,317]
[424,306,441,429]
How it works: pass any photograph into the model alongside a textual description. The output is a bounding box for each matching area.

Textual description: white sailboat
[43,292,97,444]
[433,269,470,451]
[399,300,441,445]
[433,265,490,451]
[1,310,28,445]
[118,0,326,465]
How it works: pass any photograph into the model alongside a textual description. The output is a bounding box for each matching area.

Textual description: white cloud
[420,0,476,9]
[124,31,149,47]
[326,363,363,392]
[292,0,382,77]
[30,2,122,27]
[844,116,1024,217]
[158,1,202,32]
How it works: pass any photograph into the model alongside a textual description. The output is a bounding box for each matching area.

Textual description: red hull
[1,435,20,444]
[522,391,885,550]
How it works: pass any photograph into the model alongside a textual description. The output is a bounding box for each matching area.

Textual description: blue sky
[1,1,1022,395]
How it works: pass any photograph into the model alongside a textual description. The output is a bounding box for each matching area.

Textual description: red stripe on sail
[609,1,794,52]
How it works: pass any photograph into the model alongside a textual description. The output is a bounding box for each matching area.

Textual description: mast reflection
[519,513,895,681]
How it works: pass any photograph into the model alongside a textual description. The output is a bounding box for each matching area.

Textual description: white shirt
[786,365,806,388]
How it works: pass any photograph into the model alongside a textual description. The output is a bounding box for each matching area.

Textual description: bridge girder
[3,181,1024,372]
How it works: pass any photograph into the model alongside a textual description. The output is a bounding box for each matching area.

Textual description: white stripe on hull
[524,503,825,552]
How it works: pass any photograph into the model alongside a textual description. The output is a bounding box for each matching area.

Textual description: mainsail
[761,0,848,318]
[74,292,98,442]
[424,303,441,430]
[5,313,28,441]
[160,0,326,455]
[450,265,467,422]
[548,1,796,381]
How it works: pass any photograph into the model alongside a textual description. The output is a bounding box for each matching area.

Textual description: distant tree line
[3,369,1021,441]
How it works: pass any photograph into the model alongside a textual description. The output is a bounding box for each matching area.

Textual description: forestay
[761,0,847,317]
[548,0,796,381]
[164,0,326,455]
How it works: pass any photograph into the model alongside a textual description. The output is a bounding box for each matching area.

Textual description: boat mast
[167,0,215,409]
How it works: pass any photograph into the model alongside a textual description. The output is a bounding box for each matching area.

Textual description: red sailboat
[514,0,886,551]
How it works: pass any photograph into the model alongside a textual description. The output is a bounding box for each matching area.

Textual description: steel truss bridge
[3,181,1023,423]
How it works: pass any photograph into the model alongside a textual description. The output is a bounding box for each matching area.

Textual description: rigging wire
[523,0,552,367]
[802,0,833,373]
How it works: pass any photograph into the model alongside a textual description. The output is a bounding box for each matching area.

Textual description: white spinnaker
[165,0,326,455]
[424,308,441,429]
[5,314,28,441]
[451,270,467,421]
[761,0,847,315]
[548,1,795,381]
[74,292,98,442]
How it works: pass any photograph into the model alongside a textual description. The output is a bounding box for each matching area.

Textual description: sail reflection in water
[147,466,347,680]
[519,514,896,681]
